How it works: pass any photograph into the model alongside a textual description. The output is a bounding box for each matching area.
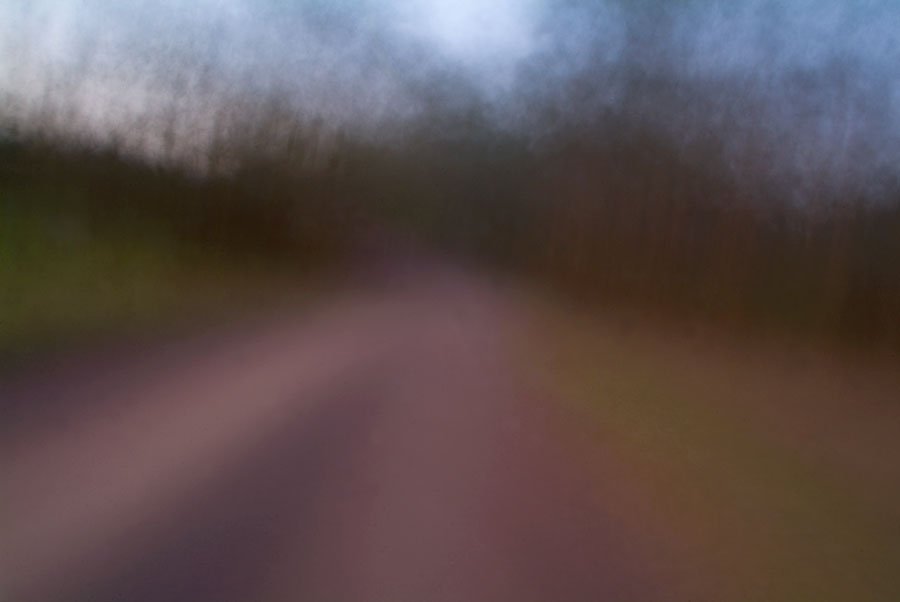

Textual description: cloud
[2,0,898,201]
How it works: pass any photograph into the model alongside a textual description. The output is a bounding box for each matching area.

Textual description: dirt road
[1,273,661,601]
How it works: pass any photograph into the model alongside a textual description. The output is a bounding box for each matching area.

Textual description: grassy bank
[0,183,310,358]
[526,304,900,601]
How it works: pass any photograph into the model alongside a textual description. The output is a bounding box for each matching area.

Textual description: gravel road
[1,273,661,601]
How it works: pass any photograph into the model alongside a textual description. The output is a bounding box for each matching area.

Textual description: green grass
[0,185,307,357]
[526,306,900,601]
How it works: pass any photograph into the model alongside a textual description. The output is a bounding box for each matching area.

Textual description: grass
[0,184,309,359]
[525,302,900,601]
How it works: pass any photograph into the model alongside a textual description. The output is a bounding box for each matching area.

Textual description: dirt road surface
[1,272,664,601]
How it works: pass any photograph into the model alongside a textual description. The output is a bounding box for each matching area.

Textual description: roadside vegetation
[524,302,900,601]
[0,156,315,357]
[3,91,899,354]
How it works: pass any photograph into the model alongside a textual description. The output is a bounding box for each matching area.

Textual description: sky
[1,0,899,200]
[0,0,540,126]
